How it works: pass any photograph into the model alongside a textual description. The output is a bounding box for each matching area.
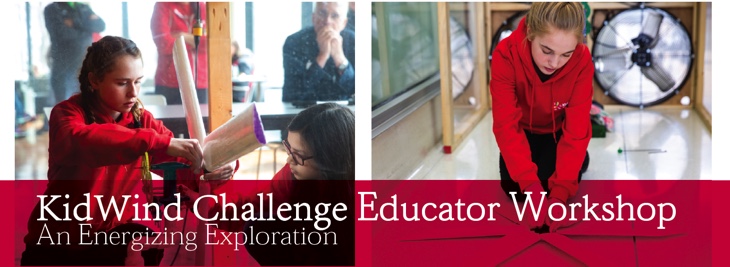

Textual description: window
[372,2,439,108]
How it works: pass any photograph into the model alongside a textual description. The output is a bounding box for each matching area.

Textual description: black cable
[193,2,202,85]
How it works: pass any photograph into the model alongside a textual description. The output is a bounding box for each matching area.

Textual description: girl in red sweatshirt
[21,36,233,265]
[490,2,592,232]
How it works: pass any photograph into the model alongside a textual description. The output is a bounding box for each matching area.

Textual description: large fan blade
[641,65,676,92]
[642,12,664,48]
[595,53,633,73]
[642,12,663,38]
[594,45,635,58]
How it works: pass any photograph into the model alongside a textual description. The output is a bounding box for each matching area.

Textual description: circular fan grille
[489,11,527,60]
[593,7,694,107]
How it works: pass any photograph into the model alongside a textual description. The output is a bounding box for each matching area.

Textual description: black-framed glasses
[283,139,314,166]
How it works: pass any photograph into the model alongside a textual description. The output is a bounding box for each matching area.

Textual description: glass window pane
[372,2,439,107]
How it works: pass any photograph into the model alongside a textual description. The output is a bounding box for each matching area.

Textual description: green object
[618,148,623,154]
[592,122,606,138]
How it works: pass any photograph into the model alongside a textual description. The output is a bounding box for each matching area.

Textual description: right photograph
[370,1,712,265]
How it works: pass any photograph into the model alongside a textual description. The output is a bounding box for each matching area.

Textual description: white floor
[408,106,711,181]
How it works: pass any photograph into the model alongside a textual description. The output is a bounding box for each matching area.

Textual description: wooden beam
[207,2,233,131]
[488,2,531,12]
[485,3,493,109]
[437,2,454,154]
[590,2,694,10]
[691,2,699,110]
[474,2,489,114]
[694,2,711,133]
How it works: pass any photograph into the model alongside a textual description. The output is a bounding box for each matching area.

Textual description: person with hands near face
[282,2,355,103]
[315,25,347,72]
[20,36,235,266]
[491,2,592,233]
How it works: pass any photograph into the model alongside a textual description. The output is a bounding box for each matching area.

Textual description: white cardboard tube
[172,36,212,266]
[203,103,266,171]
[172,36,206,145]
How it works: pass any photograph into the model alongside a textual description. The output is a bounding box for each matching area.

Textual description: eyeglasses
[315,10,341,21]
[283,139,314,166]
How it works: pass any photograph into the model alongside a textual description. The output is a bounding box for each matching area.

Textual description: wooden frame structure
[438,2,490,154]
[693,2,711,133]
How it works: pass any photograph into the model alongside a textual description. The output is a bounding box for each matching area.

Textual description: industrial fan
[593,6,694,108]
[489,10,527,60]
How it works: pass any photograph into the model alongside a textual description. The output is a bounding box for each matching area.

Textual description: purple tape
[252,105,266,144]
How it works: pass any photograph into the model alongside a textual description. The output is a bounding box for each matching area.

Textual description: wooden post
[198,3,233,266]
[484,2,496,109]
[474,2,489,117]
[207,2,233,131]
[437,2,454,154]
[694,2,711,132]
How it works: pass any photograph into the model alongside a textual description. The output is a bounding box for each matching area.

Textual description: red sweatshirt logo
[553,101,568,111]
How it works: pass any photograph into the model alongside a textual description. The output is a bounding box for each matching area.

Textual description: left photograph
[14,2,355,266]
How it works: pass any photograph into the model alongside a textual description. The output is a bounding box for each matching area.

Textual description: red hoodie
[205,164,355,265]
[151,2,208,89]
[25,95,199,248]
[490,18,593,203]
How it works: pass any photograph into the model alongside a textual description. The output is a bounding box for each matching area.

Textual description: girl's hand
[522,182,548,230]
[177,184,199,203]
[546,198,579,232]
[166,138,203,173]
[203,163,235,190]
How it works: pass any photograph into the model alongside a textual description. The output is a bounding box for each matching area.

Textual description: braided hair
[77,36,144,124]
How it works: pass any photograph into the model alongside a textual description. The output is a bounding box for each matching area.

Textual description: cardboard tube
[172,36,212,266]
[172,36,206,144]
[202,103,266,171]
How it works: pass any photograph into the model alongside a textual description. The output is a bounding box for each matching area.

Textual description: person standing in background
[151,2,208,105]
[44,2,105,105]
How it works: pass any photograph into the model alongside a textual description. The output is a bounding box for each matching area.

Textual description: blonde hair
[525,2,585,42]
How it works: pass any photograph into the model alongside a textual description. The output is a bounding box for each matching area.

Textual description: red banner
[2,180,725,266]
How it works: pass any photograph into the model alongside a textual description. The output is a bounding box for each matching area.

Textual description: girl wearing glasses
[281,102,355,181]
[180,102,355,265]
[490,2,591,233]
